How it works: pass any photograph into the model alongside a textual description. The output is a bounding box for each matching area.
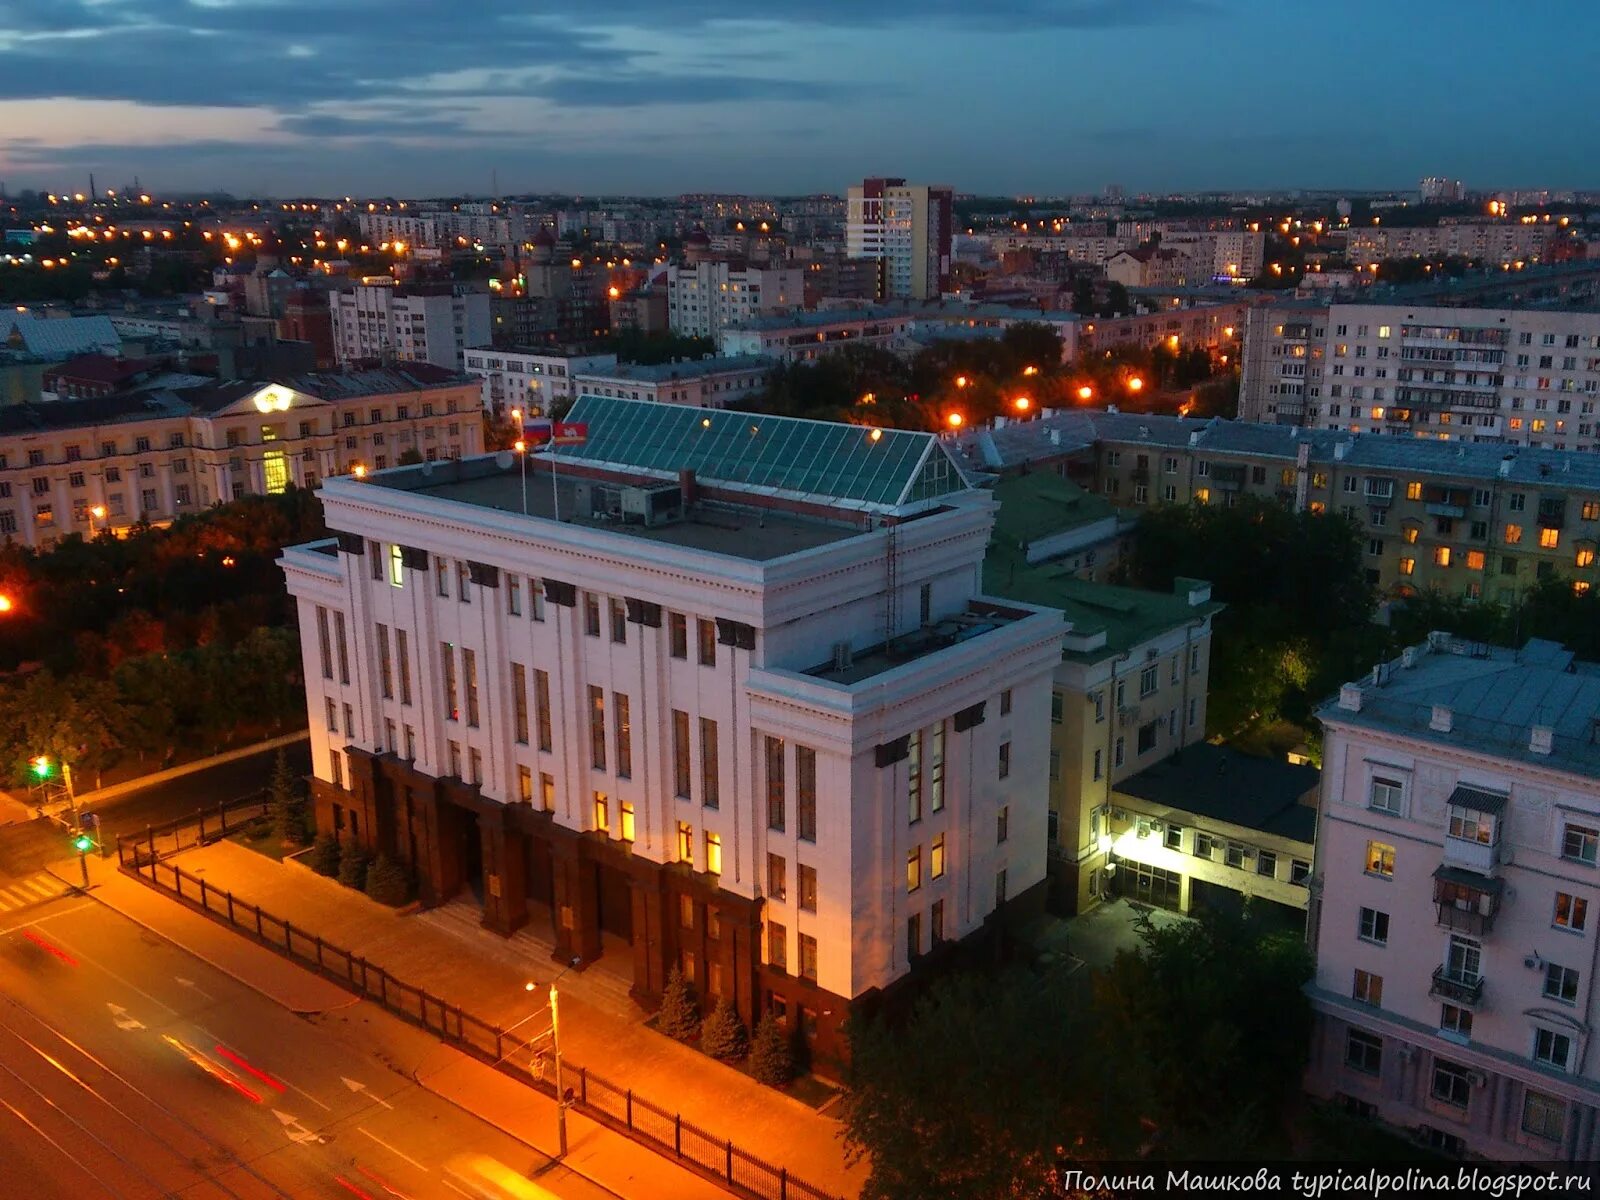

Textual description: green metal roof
[561,395,968,514]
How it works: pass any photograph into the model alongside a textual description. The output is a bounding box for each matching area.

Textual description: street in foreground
[0,884,630,1199]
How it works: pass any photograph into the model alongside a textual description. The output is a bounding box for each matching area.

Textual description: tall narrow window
[677,820,693,864]
[316,607,332,679]
[376,624,393,698]
[534,668,552,752]
[593,792,610,833]
[588,686,606,771]
[697,618,716,666]
[672,710,692,798]
[388,543,404,587]
[511,662,529,744]
[768,853,787,901]
[766,736,786,831]
[614,692,632,779]
[462,647,479,727]
[998,740,1010,780]
[907,728,923,823]
[583,593,600,637]
[669,612,688,659]
[609,599,627,644]
[440,643,458,721]
[931,832,946,879]
[796,745,816,842]
[705,831,722,874]
[456,560,471,603]
[540,772,555,812]
[335,612,350,684]
[396,629,412,705]
[700,718,720,810]
[929,721,946,813]
[620,801,636,842]
[518,764,533,803]
[507,575,522,616]
[435,557,449,597]
[531,578,546,621]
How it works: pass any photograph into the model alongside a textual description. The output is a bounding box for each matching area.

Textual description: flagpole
[550,438,560,523]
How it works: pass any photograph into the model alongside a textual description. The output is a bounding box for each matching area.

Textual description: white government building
[280,397,1062,1061]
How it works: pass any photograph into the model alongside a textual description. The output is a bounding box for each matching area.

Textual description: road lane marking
[0,1092,130,1197]
[272,1108,325,1145]
[44,930,178,1016]
[342,1075,395,1110]
[106,1003,145,1031]
[175,975,216,1001]
[442,1176,473,1198]
[0,900,95,935]
[358,1126,430,1173]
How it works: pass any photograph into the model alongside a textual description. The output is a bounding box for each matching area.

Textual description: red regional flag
[551,421,589,445]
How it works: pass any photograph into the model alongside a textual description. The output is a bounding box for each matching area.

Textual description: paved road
[0,888,619,1199]
[0,742,311,880]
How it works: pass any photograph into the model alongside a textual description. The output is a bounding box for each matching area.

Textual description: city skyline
[5,0,1600,197]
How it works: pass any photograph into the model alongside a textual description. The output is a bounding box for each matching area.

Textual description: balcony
[1433,864,1505,935]
[1212,464,1246,491]
[1424,485,1469,519]
[1430,965,1485,1007]
[1538,502,1567,531]
[1364,487,1394,507]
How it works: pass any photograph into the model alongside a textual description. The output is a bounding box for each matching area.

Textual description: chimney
[1530,726,1554,756]
[1338,683,1363,712]
[679,468,697,509]
[1430,705,1453,733]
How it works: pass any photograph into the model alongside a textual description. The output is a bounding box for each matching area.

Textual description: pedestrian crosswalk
[0,874,69,913]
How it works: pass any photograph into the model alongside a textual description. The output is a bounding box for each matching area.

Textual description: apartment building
[1105,246,1195,290]
[1104,742,1317,927]
[716,308,912,364]
[0,364,479,548]
[462,346,618,415]
[1345,222,1558,266]
[664,261,804,339]
[847,178,954,301]
[572,356,772,409]
[956,409,1600,606]
[1307,634,1600,1161]
[982,471,1218,914]
[1077,302,1248,356]
[355,212,443,249]
[279,396,1064,1062]
[331,281,492,371]
[1240,301,1600,452]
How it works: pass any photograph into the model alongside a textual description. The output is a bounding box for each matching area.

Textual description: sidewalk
[80,853,731,1200]
[0,730,310,827]
[119,841,865,1198]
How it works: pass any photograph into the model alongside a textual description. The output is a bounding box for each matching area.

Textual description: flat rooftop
[1116,743,1319,843]
[366,455,862,562]
[804,600,1044,685]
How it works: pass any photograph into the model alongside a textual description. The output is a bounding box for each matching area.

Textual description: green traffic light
[31,755,53,780]
[72,832,92,853]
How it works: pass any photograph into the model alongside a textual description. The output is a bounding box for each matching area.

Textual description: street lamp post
[550,983,568,1158]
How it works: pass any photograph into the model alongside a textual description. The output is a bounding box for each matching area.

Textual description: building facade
[664,262,804,340]
[280,396,1063,1063]
[331,282,492,371]
[463,347,619,415]
[1307,635,1600,1161]
[846,178,954,301]
[1239,301,1600,452]
[0,364,479,548]
[571,357,772,409]
[716,308,912,364]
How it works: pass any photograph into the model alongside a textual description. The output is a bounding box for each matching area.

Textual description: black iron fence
[116,844,843,1200]
[123,793,272,865]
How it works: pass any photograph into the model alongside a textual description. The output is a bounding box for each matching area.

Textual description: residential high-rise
[1307,634,1600,1161]
[664,261,803,339]
[280,396,1063,1064]
[330,281,491,371]
[846,178,953,300]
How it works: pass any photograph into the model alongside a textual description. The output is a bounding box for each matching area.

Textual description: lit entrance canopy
[560,395,970,515]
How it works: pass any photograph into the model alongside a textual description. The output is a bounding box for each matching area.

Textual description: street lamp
[1127,376,1145,393]
[1013,396,1032,415]
[946,412,964,430]
[1077,385,1094,402]
[0,593,12,614]
[89,503,106,537]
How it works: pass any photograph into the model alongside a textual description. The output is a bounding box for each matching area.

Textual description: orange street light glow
[0,594,12,614]
[868,428,883,442]
[1128,377,1144,392]
[352,464,367,478]
[954,375,969,388]
[1022,365,1038,376]
[1077,385,1094,401]
[1013,396,1032,412]
[514,439,526,453]
[946,412,964,429]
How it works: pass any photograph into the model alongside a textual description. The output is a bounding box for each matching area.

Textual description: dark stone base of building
[316,748,1045,1069]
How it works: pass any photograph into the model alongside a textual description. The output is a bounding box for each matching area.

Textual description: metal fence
[123,793,272,865]
[116,845,844,1200]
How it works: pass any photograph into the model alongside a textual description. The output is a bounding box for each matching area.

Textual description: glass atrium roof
[560,395,969,514]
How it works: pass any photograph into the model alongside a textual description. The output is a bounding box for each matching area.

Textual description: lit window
[1578,548,1597,568]
[1353,969,1383,1006]
[1554,891,1589,931]
[705,831,722,875]
[1466,550,1485,570]
[1406,481,1422,500]
[677,820,693,865]
[1434,546,1452,567]
[593,792,609,834]
[1399,557,1415,576]
[620,801,635,842]
[1504,524,1523,544]
[1365,840,1395,878]
[1540,527,1560,549]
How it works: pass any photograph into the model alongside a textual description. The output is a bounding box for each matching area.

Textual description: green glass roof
[561,395,968,513]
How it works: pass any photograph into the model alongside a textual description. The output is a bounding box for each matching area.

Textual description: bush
[364,853,410,906]
[309,833,341,876]
[336,840,369,889]
[699,997,748,1061]
[656,966,700,1041]
[748,1011,794,1086]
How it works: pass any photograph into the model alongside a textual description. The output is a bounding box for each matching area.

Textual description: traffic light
[31,755,53,780]
[71,830,93,854]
